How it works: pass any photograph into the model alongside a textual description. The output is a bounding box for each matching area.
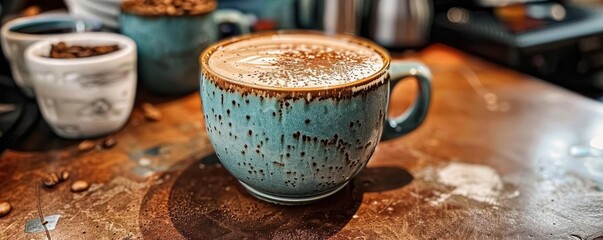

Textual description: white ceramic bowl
[25,32,137,139]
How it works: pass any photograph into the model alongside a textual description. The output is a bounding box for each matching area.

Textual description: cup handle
[381,61,432,141]
[213,9,251,35]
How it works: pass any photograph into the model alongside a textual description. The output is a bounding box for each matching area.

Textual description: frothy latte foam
[207,33,385,88]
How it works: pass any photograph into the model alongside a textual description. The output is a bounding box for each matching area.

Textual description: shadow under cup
[199,32,431,205]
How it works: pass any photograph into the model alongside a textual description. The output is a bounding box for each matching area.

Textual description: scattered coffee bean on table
[121,0,216,16]
[48,42,120,59]
[78,140,96,152]
[0,201,12,217]
[71,180,90,192]
[142,103,162,121]
[59,171,70,182]
[42,173,60,188]
[102,137,117,149]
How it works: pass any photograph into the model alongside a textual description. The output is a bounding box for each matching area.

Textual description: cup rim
[199,30,391,93]
[0,14,102,41]
[25,32,136,66]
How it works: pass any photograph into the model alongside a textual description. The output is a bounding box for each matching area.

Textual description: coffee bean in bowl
[121,0,217,17]
[48,42,120,59]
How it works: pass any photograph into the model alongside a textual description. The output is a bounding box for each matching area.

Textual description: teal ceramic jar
[120,9,217,95]
[200,32,431,204]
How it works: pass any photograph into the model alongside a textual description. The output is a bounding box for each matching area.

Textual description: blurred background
[2,0,603,99]
[0,0,603,149]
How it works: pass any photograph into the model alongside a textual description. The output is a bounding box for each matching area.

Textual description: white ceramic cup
[25,32,137,139]
[1,14,103,97]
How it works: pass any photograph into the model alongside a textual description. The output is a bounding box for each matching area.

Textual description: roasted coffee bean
[55,42,67,51]
[59,171,70,182]
[49,42,119,59]
[166,5,177,15]
[76,49,94,58]
[102,137,117,149]
[43,180,57,188]
[121,0,216,16]
[78,140,96,152]
[142,103,162,121]
[71,180,90,192]
[21,5,41,17]
[43,173,60,188]
[0,201,12,217]
[66,46,82,53]
[93,45,119,55]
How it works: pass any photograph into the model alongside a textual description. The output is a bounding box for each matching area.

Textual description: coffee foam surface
[206,33,385,88]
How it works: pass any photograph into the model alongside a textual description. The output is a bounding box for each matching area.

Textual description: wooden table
[1,44,602,240]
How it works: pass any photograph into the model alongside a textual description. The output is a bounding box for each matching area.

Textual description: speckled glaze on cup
[200,31,431,204]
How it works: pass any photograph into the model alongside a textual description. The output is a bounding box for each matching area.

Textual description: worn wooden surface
[1,44,603,239]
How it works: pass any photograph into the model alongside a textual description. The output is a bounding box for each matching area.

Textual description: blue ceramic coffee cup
[200,31,431,204]
[120,9,249,95]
